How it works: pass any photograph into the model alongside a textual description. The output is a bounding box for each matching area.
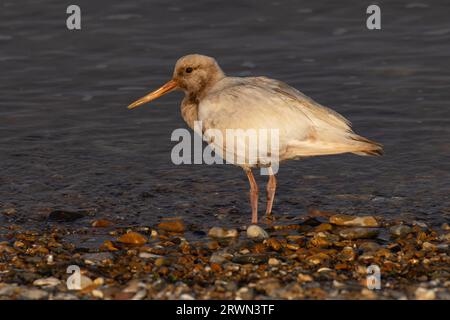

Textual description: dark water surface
[1,0,449,236]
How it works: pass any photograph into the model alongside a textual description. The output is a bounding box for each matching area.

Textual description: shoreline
[0,211,449,300]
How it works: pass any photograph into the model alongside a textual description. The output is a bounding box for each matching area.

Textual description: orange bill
[127,79,177,110]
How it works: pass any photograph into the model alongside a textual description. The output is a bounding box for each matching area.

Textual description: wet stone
[314,223,333,232]
[309,232,339,247]
[337,246,356,261]
[92,219,113,228]
[422,242,437,251]
[82,252,114,265]
[138,252,162,259]
[359,242,380,252]
[265,238,282,251]
[208,227,239,239]
[100,240,118,251]
[53,293,79,300]
[330,214,378,227]
[268,257,280,265]
[20,288,49,300]
[246,225,269,239]
[306,252,330,265]
[415,287,436,300]
[232,254,269,264]
[338,227,379,240]
[33,277,61,288]
[297,273,313,282]
[78,275,94,290]
[2,208,17,216]
[210,252,231,265]
[157,220,185,233]
[117,232,147,245]
[389,225,412,238]
[255,278,281,296]
[0,284,18,296]
[236,287,254,300]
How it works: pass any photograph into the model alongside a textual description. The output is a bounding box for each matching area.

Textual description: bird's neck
[181,94,199,130]
[181,72,225,129]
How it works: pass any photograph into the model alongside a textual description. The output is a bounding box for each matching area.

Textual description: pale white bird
[128,54,383,224]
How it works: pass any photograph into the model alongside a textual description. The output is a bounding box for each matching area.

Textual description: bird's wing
[249,76,352,131]
[198,77,379,159]
[199,76,351,139]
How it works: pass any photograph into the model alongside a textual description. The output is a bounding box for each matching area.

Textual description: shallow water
[1,0,449,236]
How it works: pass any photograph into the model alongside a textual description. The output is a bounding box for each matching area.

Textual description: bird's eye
[185,67,193,73]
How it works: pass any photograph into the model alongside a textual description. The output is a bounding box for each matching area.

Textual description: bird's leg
[245,169,259,224]
[265,167,277,217]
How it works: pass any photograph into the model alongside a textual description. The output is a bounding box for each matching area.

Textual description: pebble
[20,288,49,300]
[265,238,282,251]
[314,223,333,232]
[309,232,339,247]
[268,258,280,265]
[92,289,104,299]
[338,227,379,240]
[2,208,16,216]
[155,257,168,267]
[70,275,94,290]
[236,287,254,300]
[359,242,380,252]
[297,273,313,282]
[180,293,195,300]
[52,293,79,300]
[100,240,119,251]
[208,227,239,239]
[82,252,114,265]
[333,280,345,288]
[415,287,436,300]
[94,278,104,286]
[389,225,412,238]
[33,277,61,288]
[117,232,147,245]
[255,278,281,296]
[330,214,378,227]
[157,220,185,233]
[207,241,220,250]
[0,284,18,296]
[413,221,428,229]
[208,253,224,264]
[139,252,162,259]
[232,254,269,264]
[0,243,15,254]
[422,242,436,251]
[442,223,450,231]
[246,225,269,239]
[338,247,356,261]
[306,252,330,265]
[440,233,450,241]
[91,219,113,228]
[361,288,378,299]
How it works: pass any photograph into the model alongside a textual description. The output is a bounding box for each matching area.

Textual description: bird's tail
[350,135,384,156]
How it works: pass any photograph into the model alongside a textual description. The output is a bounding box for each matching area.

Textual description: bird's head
[127,54,225,110]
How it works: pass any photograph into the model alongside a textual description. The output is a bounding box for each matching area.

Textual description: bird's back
[198,76,382,165]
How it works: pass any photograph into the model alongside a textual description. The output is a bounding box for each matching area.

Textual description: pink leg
[245,169,259,224]
[266,169,277,216]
